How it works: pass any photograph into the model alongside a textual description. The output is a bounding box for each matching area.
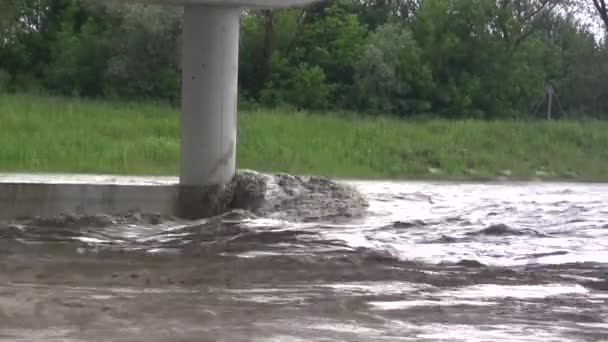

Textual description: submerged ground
[0,181,607,341]
[1,93,608,181]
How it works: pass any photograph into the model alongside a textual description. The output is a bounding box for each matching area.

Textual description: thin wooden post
[546,83,555,120]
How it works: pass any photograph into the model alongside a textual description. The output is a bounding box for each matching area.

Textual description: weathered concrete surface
[180,5,239,186]
[0,172,368,222]
[0,174,180,220]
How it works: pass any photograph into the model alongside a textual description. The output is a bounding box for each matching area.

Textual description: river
[1,181,607,341]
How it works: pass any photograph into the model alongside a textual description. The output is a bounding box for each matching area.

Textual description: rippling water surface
[1,181,607,341]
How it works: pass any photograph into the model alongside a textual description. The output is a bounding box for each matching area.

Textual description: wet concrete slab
[0,172,368,222]
[0,173,178,185]
[0,173,180,220]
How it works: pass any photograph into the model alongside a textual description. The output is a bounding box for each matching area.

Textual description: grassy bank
[1,93,607,181]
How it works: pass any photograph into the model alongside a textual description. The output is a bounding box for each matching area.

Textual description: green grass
[1,93,608,181]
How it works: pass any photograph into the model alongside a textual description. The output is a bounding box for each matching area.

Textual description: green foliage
[45,4,109,96]
[306,3,367,95]
[0,0,607,118]
[102,4,181,102]
[260,50,334,110]
[267,63,333,110]
[354,23,431,115]
[239,9,303,97]
[292,2,368,78]
[415,0,514,117]
[549,18,608,118]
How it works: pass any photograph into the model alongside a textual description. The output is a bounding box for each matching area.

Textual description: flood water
[1,181,607,341]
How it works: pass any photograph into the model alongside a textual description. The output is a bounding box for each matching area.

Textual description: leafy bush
[261,62,333,110]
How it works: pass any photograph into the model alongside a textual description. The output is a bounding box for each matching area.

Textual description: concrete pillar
[180,5,240,186]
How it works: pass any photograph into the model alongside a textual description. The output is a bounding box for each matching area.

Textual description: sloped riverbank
[2,94,608,181]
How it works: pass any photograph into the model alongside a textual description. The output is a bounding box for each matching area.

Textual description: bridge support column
[180,5,240,186]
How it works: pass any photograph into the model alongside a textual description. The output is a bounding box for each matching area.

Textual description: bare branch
[592,0,608,31]
[498,0,564,51]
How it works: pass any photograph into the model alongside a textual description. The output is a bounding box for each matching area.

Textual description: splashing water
[0,181,607,341]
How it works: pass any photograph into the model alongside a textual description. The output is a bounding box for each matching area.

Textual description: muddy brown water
[1,181,607,341]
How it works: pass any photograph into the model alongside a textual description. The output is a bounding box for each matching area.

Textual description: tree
[288,1,369,104]
[1,0,607,118]
[349,0,423,29]
[239,8,306,98]
[44,1,115,96]
[353,23,431,115]
[102,4,182,101]
[251,1,369,108]
[546,16,608,117]
[0,0,73,91]
[592,0,608,31]
[495,0,568,52]
[0,0,16,31]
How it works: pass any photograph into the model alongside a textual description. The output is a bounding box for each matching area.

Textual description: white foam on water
[253,336,311,342]
[442,284,589,299]
[89,294,114,300]
[233,294,308,304]
[365,283,591,313]
[234,251,290,258]
[331,181,608,267]
[413,323,578,342]
[576,322,608,329]
[560,274,605,282]
[536,250,608,265]
[73,237,111,244]
[321,282,432,296]
[310,323,383,335]
[0,328,76,341]
[368,299,496,310]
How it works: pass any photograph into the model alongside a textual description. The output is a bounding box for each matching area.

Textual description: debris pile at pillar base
[182,170,369,222]
[6,171,369,224]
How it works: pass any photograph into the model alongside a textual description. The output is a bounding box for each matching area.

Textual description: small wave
[423,235,464,244]
[467,224,545,237]
[454,259,486,268]
[515,251,569,260]
[582,280,608,291]
[1,209,366,258]
[24,212,169,228]
[391,192,434,203]
[387,220,427,229]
